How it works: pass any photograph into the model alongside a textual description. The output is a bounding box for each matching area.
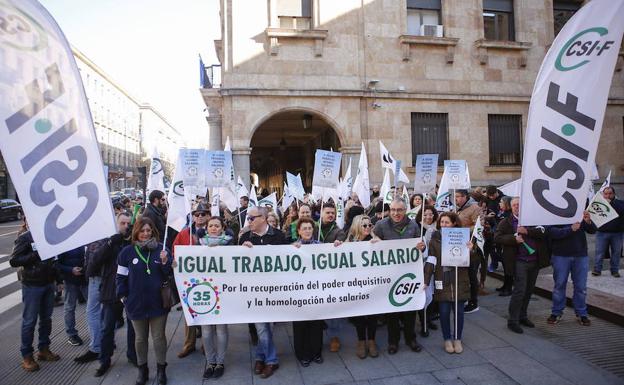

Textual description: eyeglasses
[194,212,207,217]
[390,208,405,213]
[361,224,372,228]
[247,215,262,222]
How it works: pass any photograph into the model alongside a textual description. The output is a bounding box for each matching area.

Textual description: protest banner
[444,160,469,190]
[413,154,438,194]
[312,150,341,189]
[0,0,115,260]
[173,238,425,325]
[205,151,233,188]
[182,149,206,197]
[519,0,624,226]
[441,227,470,267]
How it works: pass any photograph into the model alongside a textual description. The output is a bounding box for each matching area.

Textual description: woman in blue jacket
[117,217,172,385]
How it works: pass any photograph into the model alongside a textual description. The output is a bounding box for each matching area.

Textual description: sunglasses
[361,223,372,228]
[194,212,208,217]
[247,215,262,222]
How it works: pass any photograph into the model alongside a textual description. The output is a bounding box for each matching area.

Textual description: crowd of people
[8,183,623,384]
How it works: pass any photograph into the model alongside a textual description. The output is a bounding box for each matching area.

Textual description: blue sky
[39,0,221,144]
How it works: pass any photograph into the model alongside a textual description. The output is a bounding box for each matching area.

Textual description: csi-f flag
[519,0,624,226]
[379,141,409,184]
[281,183,294,212]
[286,171,304,201]
[381,169,392,205]
[167,150,192,232]
[472,217,485,255]
[248,185,258,207]
[339,158,353,201]
[147,147,165,192]
[598,170,611,193]
[236,176,249,200]
[352,143,371,207]
[435,167,453,212]
[587,191,620,228]
[258,192,278,210]
[0,1,116,260]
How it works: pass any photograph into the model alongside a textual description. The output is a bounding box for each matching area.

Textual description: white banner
[0,1,115,260]
[182,149,206,196]
[312,150,341,189]
[414,154,438,194]
[166,150,192,232]
[205,151,233,188]
[587,192,619,228]
[519,0,624,226]
[444,160,469,190]
[174,239,425,325]
[352,142,371,208]
[147,147,165,193]
[499,179,521,197]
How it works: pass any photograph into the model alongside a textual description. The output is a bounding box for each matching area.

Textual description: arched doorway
[250,110,341,196]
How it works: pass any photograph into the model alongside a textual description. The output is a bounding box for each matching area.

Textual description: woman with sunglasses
[292,218,324,367]
[346,214,379,359]
[197,216,234,379]
[117,216,173,385]
[423,212,478,354]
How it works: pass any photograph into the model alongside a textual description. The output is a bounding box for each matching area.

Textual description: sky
[39,0,221,146]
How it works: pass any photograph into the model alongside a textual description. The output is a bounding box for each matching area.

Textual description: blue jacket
[58,246,87,286]
[547,220,597,257]
[116,243,173,320]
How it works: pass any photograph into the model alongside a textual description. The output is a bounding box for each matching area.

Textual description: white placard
[441,227,470,267]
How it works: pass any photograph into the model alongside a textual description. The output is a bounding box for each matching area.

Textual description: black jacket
[142,204,166,243]
[91,233,131,304]
[58,246,87,286]
[9,231,60,286]
[547,220,597,257]
[239,225,287,246]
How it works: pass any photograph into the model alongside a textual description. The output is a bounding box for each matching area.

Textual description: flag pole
[452,188,458,341]
[318,189,324,242]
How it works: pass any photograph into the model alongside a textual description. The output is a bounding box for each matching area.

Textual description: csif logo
[388,273,420,307]
[0,1,47,51]
[555,27,615,72]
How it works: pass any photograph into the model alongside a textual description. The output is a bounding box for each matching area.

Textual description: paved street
[0,230,622,385]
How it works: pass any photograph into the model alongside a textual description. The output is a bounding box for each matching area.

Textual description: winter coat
[239,225,287,246]
[494,216,550,272]
[142,204,166,242]
[373,216,420,240]
[9,231,60,286]
[457,198,481,230]
[116,242,173,320]
[319,221,346,243]
[91,233,131,304]
[424,231,479,302]
[58,246,87,286]
[547,220,597,257]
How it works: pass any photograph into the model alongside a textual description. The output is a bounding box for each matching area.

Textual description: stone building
[201,0,623,193]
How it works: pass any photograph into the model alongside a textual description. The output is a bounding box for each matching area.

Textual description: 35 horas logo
[555,27,615,71]
[181,278,221,318]
[388,273,421,307]
[0,1,47,51]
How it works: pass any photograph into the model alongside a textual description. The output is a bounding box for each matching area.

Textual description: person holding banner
[172,201,210,359]
[423,212,478,354]
[346,214,379,359]
[373,198,426,354]
[116,217,173,385]
[200,216,234,379]
[494,198,548,334]
[239,206,287,379]
[592,187,623,277]
[10,221,62,372]
[546,212,596,327]
[292,218,325,366]
[318,202,347,352]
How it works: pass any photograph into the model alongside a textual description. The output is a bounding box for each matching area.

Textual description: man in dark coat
[142,190,167,243]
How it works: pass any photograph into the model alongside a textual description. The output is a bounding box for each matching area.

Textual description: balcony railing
[203,64,221,89]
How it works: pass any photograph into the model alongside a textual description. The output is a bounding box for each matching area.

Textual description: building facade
[139,103,183,180]
[201,0,624,193]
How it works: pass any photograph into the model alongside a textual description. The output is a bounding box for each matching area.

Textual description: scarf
[135,237,158,250]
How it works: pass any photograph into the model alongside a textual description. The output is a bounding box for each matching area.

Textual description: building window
[411,113,448,166]
[553,1,581,37]
[277,0,312,29]
[483,0,514,41]
[407,0,442,36]
[488,114,522,166]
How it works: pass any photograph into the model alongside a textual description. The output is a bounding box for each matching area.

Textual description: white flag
[335,198,345,229]
[500,179,521,197]
[435,168,453,212]
[312,185,339,204]
[379,141,409,183]
[0,1,117,259]
[352,143,371,207]
[258,192,278,210]
[213,186,238,212]
[402,185,411,210]
[223,136,231,151]
[236,176,249,200]
[147,147,165,193]
[598,170,611,193]
[281,183,294,213]
[286,172,304,201]
[590,162,600,180]
[586,179,596,202]
[587,192,619,228]
[519,0,624,226]
[248,185,258,207]
[381,169,392,205]
[472,217,485,255]
[166,150,192,232]
[210,189,221,217]
[339,158,353,201]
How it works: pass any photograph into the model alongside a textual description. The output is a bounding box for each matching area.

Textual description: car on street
[0,199,23,222]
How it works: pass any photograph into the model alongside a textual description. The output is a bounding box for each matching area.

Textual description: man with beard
[143,190,167,243]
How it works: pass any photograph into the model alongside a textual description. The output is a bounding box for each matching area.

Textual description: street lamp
[302,114,313,130]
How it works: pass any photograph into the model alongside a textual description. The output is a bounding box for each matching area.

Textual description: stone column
[206,107,223,151]
[233,147,251,190]
[339,145,361,176]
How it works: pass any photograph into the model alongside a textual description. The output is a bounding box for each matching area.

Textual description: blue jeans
[86,277,102,353]
[100,302,120,365]
[551,255,588,317]
[254,323,278,365]
[438,301,465,340]
[326,318,342,338]
[594,232,623,274]
[21,283,55,357]
[64,282,88,338]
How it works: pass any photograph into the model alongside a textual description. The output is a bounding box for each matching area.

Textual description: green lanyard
[134,245,151,275]
[319,223,335,242]
[394,225,408,236]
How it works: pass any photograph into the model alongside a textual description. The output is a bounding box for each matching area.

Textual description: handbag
[161,277,180,309]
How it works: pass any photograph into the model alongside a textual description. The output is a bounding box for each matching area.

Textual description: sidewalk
[1,279,622,385]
